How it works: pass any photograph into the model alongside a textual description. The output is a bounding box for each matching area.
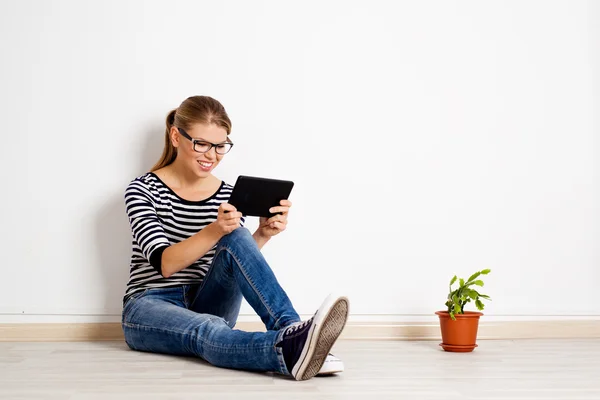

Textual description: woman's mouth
[198,160,214,171]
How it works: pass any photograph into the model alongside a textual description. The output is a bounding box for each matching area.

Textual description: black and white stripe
[123,172,244,304]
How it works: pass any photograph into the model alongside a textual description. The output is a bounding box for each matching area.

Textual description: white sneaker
[317,353,344,375]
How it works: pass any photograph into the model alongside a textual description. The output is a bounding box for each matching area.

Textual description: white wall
[0,0,597,323]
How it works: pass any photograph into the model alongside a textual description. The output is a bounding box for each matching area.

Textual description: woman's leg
[187,228,349,380]
[123,229,350,381]
[122,286,287,374]
[189,227,301,330]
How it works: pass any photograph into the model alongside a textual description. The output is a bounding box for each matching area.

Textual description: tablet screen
[228,175,294,218]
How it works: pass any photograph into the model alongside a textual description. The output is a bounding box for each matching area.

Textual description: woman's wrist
[204,221,226,241]
[253,229,271,249]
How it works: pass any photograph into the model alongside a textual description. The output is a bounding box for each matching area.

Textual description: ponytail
[150,109,178,171]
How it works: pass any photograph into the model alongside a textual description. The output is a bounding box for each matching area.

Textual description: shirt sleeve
[124,179,170,276]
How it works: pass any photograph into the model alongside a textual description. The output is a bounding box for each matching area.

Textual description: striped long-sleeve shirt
[122,172,244,305]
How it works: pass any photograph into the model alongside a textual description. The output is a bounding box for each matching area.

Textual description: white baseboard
[2,313,598,324]
[0,319,598,342]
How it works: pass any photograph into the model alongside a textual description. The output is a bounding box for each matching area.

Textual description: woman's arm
[252,231,271,250]
[161,203,242,278]
[161,223,221,278]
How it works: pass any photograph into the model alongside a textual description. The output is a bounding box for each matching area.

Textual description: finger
[269,206,289,215]
[266,214,281,224]
[271,221,285,230]
[220,203,237,213]
[280,199,292,207]
[269,221,282,229]
[225,211,243,221]
[226,217,241,226]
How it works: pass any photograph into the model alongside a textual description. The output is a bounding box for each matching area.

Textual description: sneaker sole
[293,294,349,381]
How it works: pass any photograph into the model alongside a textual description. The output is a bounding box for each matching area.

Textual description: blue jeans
[121,227,302,375]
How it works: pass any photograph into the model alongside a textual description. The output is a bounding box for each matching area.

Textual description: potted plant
[435,269,491,352]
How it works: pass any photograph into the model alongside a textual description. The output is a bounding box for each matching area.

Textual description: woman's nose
[204,146,217,159]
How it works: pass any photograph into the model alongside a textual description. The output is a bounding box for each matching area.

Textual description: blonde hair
[151,96,232,171]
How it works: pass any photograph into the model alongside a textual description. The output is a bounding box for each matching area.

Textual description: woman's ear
[170,126,180,148]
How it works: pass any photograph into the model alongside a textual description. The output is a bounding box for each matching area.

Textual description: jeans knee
[224,314,238,329]
[224,226,251,240]
[218,227,253,249]
[202,315,231,340]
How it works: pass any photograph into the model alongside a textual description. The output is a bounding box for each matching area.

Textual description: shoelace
[285,317,313,335]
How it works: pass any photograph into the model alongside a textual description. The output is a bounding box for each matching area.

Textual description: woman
[121,95,349,381]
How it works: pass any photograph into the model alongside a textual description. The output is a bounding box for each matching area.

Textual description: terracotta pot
[435,311,482,352]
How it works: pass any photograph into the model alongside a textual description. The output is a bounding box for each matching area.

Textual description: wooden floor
[0,339,599,399]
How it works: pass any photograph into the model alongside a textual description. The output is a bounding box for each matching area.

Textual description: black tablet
[228,175,294,218]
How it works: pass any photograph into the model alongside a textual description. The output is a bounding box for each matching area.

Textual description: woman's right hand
[213,203,242,236]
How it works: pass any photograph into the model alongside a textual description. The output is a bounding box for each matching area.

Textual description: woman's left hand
[256,200,292,238]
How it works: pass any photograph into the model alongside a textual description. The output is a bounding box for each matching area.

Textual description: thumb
[220,202,237,214]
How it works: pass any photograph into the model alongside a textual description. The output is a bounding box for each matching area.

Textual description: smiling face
[169,122,229,178]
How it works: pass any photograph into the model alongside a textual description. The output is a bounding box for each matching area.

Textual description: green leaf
[450,275,457,286]
[459,278,465,287]
[473,280,484,287]
[466,271,481,283]
[452,294,459,308]
[453,303,462,315]
[471,290,490,300]
[481,269,491,275]
[475,299,485,310]
[467,289,478,300]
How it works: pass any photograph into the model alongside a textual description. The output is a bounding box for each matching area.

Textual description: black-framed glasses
[177,127,234,155]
